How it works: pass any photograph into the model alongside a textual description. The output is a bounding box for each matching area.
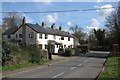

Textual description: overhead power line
[1,7,115,13]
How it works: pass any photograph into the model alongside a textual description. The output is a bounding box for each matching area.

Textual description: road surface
[3,51,109,79]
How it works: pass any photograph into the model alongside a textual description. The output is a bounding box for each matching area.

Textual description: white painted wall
[37,33,74,53]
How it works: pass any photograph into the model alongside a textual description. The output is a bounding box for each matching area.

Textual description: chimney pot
[51,23,56,29]
[36,23,38,25]
[23,17,26,25]
[42,22,46,27]
[59,25,62,31]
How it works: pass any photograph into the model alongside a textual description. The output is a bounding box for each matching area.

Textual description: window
[45,34,48,39]
[56,45,59,48]
[61,36,64,40]
[29,32,34,39]
[29,34,31,38]
[68,37,70,41]
[53,35,56,40]
[39,44,42,49]
[19,34,22,38]
[7,35,11,38]
[39,33,42,39]
[16,34,18,38]
[64,45,66,48]
[31,32,34,39]
[45,44,48,49]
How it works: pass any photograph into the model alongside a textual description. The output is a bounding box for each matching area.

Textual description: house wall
[37,33,74,53]
[8,25,37,45]
[5,25,74,54]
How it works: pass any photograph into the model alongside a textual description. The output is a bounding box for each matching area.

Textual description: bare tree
[2,12,23,32]
[69,25,86,44]
[105,1,120,46]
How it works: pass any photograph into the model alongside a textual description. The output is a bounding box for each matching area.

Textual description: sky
[1,0,119,34]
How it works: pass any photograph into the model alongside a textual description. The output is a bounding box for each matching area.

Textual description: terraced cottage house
[3,17,79,54]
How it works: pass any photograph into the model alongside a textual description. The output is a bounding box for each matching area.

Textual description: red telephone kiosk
[112,44,119,56]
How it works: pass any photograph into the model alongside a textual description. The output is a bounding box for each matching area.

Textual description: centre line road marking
[52,72,64,78]
[77,64,82,66]
[84,60,89,62]
[71,67,76,70]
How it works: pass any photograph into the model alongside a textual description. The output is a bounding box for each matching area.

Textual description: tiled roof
[3,23,75,38]
[2,26,18,35]
[26,23,74,38]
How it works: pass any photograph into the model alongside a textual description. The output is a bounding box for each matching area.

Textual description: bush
[64,48,78,56]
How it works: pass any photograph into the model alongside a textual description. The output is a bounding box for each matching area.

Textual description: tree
[105,1,120,48]
[69,25,86,44]
[94,29,106,48]
[88,29,97,48]
[2,12,23,32]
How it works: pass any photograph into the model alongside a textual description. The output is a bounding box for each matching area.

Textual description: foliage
[2,12,23,32]
[64,48,79,56]
[105,1,120,51]
[2,40,48,67]
[2,40,13,66]
[94,29,105,47]
[69,25,86,44]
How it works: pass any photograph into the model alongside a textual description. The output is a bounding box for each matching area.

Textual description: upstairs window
[53,35,56,40]
[61,36,64,40]
[16,34,18,38]
[45,34,48,39]
[39,33,42,39]
[29,32,34,39]
[19,34,22,38]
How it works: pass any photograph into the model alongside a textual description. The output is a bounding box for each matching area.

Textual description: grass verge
[98,56,120,79]
[1,60,51,71]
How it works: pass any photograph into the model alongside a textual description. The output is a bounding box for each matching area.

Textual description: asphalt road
[3,51,110,79]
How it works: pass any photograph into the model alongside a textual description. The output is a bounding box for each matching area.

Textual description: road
[3,51,109,79]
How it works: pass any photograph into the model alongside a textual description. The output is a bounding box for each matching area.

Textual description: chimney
[59,25,62,31]
[42,22,46,27]
[51,23,56,29]
[22,17,26,25]
[22,17,26,46]
[36,23,38,25]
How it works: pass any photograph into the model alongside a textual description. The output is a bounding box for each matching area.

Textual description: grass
[1,60,51,71]
[98,56,120,79]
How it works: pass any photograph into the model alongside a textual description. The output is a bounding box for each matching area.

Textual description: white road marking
[52,72,64,78]
[71,67,76,70]
[77,64,82,66]
[84,60,89,63]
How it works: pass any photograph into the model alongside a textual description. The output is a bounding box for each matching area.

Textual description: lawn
[98,56,120,79]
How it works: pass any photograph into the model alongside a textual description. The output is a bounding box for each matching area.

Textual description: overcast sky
[1,0,119,33]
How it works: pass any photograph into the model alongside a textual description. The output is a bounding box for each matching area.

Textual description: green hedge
[64,48,80,56]
[2,40,48,66]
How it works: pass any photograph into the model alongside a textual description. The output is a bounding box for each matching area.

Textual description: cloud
[46,13,58,23]
[98,4,115,18]
[86,18,100,30]
[67,21,72,26]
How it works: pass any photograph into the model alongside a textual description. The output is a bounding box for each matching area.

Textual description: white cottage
[3,17,79,53]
